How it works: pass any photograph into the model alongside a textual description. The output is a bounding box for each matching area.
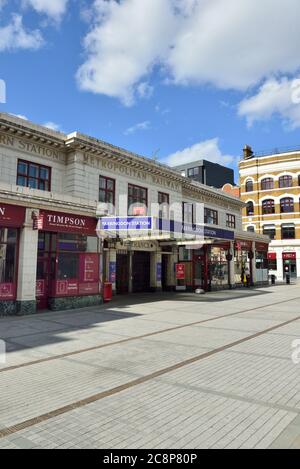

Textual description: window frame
[261,178,274,190]
[281,225,295,240]
[128,183,148,215]
[279,175,293,188]
[246,201,254,216]
[204,207,218,225]
[262,199,275,215]
[17,159,51,191]
[245,180,254,192]
[280,197,294,213]
[226,214,236,229]
[99,175,116,206]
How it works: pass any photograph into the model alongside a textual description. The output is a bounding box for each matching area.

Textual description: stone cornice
[0,113,65,149]
[0,184,97,216]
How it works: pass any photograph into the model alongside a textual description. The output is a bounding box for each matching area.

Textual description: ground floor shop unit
[268,244,300,281]
[0,201,102,316]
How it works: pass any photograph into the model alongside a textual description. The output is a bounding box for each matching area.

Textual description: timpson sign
[0,133,65,162]
[83,154,182,193]
[39,210,97,235]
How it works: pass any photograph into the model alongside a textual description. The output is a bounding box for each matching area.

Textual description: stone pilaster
[16,208,38,315]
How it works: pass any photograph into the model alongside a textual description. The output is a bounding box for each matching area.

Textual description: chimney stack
[243,145,254,160]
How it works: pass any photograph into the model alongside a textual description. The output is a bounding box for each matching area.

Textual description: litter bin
[103,282,113,302]
[271,275,276,286]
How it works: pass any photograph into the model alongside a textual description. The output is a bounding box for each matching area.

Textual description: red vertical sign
[176,263,185,280]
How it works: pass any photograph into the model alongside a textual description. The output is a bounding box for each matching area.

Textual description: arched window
[247,226,255,232]
[279,175,293,188]
[245,180,254,192]
[262,199,275,215]
[246,201,254,216]
[261,178,274,190]
[280,197,294,213]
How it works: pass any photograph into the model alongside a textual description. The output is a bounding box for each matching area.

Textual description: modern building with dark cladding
[173,160,235,188]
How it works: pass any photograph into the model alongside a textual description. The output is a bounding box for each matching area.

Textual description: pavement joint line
[1,311,300,439]
[1,295,300,375]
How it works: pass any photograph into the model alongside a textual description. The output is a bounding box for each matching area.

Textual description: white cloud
[0,14,43,51]
[77,0,176,105]
[23,0,69,21]
[238,77,300,130]
[77,0,300,106]
[165,138,235,167]
[124,120,151,135]
[43,121,61,131]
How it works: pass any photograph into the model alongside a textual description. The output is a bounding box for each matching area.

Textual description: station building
[240,145,300,281]
[0,113,269,316]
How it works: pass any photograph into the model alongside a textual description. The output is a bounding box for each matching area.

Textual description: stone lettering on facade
[0,132,65,162]
[0,207,5,216]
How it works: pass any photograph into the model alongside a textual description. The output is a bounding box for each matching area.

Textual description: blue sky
[1,0,300,181]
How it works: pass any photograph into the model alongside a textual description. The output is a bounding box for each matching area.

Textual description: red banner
[282,252,296,260]
[235,240,253,251]
[268,252,277,260]
[39,210,97,235]
[0,203,25,227]
[256,242,269,252]
[176,263,185,280]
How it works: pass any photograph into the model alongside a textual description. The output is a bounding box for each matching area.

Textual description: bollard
[271,275,276,286]
[286,274,291,285]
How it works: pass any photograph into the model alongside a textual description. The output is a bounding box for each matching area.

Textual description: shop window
[99,176,115,206]
[246,201,254,216]
[17,160,51,191]
[247,226,255,232]
[245,180,254,192]
[204,208,218,225]
[261,178,274,190]
[281,225,295,240]
[279,175,293,188]
[280,197,294,213]
[268,258,277,271]
[262,199,275,215]
[183,202,194,224]
[128,184,148,215]
[209,247,228,286]
[226,214,236,229]
[0,228,18,299]
[158,192,170,219]
[58,253,79,280]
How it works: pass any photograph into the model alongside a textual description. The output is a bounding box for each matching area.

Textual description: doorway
[116,253,129,294]
[132,251,151,293]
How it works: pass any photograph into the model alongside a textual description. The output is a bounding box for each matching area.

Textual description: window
[281,225,295,240]
[262,199,275,215]
[183,202,194,224]
[99,176,115,205]
[17,160,51,191]
[226,214,236,229]
[245,180,254,192]
[268,258,277,271]
[280,197,294,213]
[261,178,274,190]
[158,192,169,219]
[263,226,276,240]
[0,228,18,299]
[128,184,148,215]
[247,226,255,232]
[279,175,293,188]
[298,175,300,186]
[187,167,200,178]
[246,201,254,216]
[204,208,218,225]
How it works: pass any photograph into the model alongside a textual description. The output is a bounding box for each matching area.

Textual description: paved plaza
[1,284,300,449]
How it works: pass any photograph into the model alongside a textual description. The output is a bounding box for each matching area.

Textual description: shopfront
[209,243,230,289]
[255,242,269,283]
[0,203,25,314]
[234,240,253,285]
[35,210,101,310]
[283,252,297,279]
